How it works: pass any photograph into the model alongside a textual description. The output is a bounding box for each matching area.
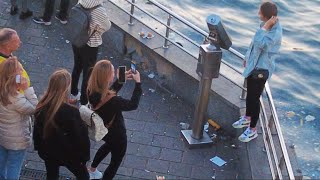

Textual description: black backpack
[66,4,101,48]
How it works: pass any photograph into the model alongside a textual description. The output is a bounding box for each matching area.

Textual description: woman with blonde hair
[0,57,38,180]
[87,60,142,179]
[33,69,90,179]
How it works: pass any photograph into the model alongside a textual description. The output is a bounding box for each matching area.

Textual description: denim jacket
[243,21,282,79]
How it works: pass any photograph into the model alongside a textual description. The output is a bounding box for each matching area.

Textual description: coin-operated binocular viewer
[181,14,232,147]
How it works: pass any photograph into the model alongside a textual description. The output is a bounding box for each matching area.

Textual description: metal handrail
[265,83,295,179]
[109,0,295,179]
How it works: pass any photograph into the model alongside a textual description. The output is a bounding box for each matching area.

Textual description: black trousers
[91,136,127,180]
[71,44,99,105]
[44,160,89,180]
[43,0,69,21]
[246,74,267,128]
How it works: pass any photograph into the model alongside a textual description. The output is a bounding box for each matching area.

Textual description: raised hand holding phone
[131,70,141,83]
[131,61,137,74]
[118,66,126,84]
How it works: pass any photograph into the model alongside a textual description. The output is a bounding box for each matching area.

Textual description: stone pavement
[0,0,242,179]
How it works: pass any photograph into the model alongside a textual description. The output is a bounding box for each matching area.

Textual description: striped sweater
[79,0,111,47]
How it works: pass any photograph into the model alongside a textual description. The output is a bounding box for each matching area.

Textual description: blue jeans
[0,145,27,180]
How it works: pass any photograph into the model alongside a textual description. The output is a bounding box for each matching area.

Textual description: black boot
[19,10,33,20]
[10,5,18,15]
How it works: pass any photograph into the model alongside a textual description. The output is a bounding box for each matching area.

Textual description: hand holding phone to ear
[17,76,28,91]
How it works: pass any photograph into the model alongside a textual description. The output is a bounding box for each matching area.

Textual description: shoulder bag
[79,96,115,141]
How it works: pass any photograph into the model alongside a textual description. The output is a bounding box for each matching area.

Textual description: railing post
[163,15,172,48]
[128,0,136,25]
[268,115,275,129]
[279,155,285,171]
[240,78,247,100]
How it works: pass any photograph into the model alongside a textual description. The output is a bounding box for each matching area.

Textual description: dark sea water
[118,0,320,177]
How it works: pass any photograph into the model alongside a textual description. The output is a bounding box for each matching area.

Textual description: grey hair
[0,28,17,46]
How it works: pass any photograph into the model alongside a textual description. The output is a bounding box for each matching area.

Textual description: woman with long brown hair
[86,60,142,179]
[0,57,38,180]
[33,69,90,179]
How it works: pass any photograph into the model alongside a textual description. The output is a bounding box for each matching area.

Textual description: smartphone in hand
[16,75,21,84]
[118,66,126,84]
[131,61,136,74]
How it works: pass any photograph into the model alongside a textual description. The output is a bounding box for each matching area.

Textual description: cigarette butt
[208,119,221,130]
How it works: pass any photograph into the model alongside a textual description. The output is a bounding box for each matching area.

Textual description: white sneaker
[238,127,258,142]
[88,168,103,179]
[232,116,250,128]
[70,92,81,101]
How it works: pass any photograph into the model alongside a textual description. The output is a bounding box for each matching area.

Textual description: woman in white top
[0,57,38,180]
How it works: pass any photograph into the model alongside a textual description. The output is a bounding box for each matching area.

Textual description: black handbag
[251,69,269,80]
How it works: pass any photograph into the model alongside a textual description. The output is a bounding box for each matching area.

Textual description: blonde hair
[87,60,115,103]
[0,56,20,106]
[35,69,71,138]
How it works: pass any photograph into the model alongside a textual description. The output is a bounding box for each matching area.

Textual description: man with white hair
[0,28,30,88]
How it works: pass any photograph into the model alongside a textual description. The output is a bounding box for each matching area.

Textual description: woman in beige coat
[0,57,38,180]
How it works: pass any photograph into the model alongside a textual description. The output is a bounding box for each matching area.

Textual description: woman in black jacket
[86,60,142,179]
[33,69,90,180]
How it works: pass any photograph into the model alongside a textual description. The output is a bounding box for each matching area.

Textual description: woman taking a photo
[33,69,90,179]
[87,60,142,179]
[0,57,38,180]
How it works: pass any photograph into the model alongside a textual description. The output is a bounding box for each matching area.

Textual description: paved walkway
[0,0,241,179]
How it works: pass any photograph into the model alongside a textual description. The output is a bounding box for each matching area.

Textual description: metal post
[240,78,247,100]
[192,78,212,139]
[128,0,135,25]
[163,15,172,48]
[268,115,275,129]
[181,43,222,148]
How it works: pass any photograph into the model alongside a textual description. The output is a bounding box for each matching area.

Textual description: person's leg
[43,0,56,21]
[0,145,8,179]
[71,45,83,97]
[6,149,27,180]
[10,0,17,8]
[79,45,98,105]
[21,0,29,12]
[44,160,60,180]
[245,75,255,120]
[102,138,127,180]
[91,141,112,169]
[10,0,18,15]
[248,76,267,128]
[65,162,89,180]
[19,0,33,19]
[58,0,70,19]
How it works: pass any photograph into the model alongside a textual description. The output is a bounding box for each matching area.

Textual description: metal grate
[20,168,76,180]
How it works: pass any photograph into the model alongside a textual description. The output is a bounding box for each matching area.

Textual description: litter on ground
[210,156,226,167]
[305,115,315,122]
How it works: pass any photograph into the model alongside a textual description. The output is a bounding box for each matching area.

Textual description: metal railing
[109,0,295,179]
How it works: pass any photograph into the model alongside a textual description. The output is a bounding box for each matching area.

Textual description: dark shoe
[10,5,18,15]
[55,14,67,24]
[32,17,51,26]
[19,10,33,20]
